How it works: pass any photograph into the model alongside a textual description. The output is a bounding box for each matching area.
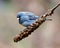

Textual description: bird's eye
[17,15,21,18]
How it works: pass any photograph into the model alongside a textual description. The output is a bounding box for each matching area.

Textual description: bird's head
[17,12,24,20]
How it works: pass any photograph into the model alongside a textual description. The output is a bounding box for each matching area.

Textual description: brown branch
[13,3,60,42]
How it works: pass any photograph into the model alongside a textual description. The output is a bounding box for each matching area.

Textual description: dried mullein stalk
[13,3,60,42]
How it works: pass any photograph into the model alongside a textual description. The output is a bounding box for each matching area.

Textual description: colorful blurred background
[0,0,60,48]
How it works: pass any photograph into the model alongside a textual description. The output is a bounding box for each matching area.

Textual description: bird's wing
[29,15,39,20]
[24,12,39,20]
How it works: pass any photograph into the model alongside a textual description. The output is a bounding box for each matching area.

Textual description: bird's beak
[17,18,19,20]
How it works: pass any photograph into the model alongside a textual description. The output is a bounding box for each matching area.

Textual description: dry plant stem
[13,3,60,42]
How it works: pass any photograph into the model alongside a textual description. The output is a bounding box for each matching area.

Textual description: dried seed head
[14,35,20,42]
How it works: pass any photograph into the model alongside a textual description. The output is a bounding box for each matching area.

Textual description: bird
[17,12,39,27]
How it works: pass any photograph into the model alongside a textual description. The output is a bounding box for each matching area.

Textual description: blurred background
[0,0,60,48]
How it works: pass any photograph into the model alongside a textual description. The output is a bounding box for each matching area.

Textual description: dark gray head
[17,12,24,18]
